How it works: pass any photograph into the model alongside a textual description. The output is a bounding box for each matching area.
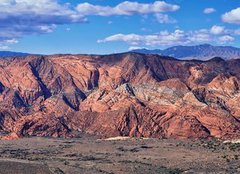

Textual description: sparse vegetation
[0,137,238,173]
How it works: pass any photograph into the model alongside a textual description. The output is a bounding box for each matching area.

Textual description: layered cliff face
[0,53,240,139]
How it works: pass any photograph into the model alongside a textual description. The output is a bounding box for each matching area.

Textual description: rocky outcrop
[0,53,240,139]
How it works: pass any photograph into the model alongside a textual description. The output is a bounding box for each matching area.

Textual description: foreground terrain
[0,136,239,174]
[0,53,240,139]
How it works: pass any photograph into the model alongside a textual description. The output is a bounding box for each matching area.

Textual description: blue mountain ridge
[131,44,240,60]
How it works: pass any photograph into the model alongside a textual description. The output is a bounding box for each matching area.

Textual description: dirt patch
[0,160,52,174]
[0,137,239,173]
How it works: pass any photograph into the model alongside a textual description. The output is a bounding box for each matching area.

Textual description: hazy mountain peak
[0,51,29,58]
[131,44,240,60]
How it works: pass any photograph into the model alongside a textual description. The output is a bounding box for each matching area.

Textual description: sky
[0,0,240,54]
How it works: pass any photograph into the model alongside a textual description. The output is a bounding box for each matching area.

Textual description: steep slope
[0,53,240,139]
[132,44,240,60]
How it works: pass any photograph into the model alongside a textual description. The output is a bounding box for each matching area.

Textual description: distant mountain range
[131,44,240,60]
[0,51,29,57]
[2,44,240,61]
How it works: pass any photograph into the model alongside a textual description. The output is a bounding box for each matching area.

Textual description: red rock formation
[0,53,240,139]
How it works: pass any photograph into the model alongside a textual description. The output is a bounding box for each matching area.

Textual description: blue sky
[0,0,240,54]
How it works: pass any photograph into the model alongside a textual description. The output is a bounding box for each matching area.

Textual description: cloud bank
[1,1,240,51]
[0,0,87,49]
[76,1,179,16]
[98,26,237,47]
[0,0,180,49]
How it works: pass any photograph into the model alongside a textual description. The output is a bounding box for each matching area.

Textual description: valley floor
[0,136,239,174]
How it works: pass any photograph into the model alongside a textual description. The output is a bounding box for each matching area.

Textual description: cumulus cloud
[98,34,142,45]
[98,30,210,46]
[154,13,176,23]
[76,1,180,16]
[0,0,180,48]
[234,29,240,35]
[128,46,146,51]
[189,29,211,43]
[203,8,216,14]
[98,27,238,47]
[210,25,225,35]
[0,46,10,50]
[218,35,235,43]
[222,8,240,24]
[5,39,19,44]
[0,0,86,44]
[0,38,19,50]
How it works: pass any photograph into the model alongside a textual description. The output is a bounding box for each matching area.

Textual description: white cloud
[0,38,19,50]
[65,28,71,32]
[39,25,57,33]
[0,45,10,50]
[98,34,143,45]
[234,29,240,35]
[5,39,19,44]
[155,13,176,23]
[189,29,211,43]
[128,46,145,51]
[0,0,180,46]
[76,1,180,16]
[210,25,225,35]
[203,8,216,14]
[222,8,240,24]
[98,30,209,46]
[0,0,86,43]
[218,35,234,43]
[98,27,237,47]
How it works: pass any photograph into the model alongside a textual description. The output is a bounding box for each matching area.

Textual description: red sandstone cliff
[0,53,239,139]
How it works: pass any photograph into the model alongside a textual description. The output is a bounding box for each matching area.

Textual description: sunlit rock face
[0,53,240,139]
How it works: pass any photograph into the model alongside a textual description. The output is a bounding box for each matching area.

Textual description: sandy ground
[0,136,239,174]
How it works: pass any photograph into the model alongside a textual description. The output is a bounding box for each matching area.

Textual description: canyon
[0,53,240,140]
